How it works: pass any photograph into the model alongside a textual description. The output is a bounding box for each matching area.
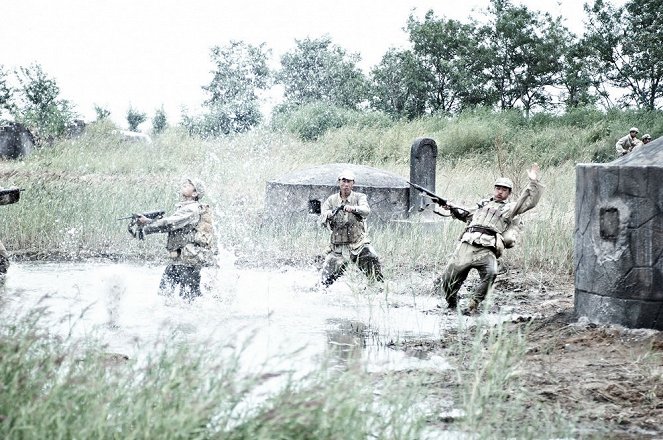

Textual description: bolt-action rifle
[407,181,469,217]
[117,210,165,240]
[0,187,24,206]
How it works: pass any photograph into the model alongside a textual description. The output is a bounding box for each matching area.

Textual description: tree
[201,40,271,135]
[558,38,601,110]
[584,0,663,110]
[94,104,111,121]
[406,12,489,114]
[479,0,566,115]
[276,36,368,109]
[126,107,147,132]
[152,106,167,135]
[14,63,76,138]
[0,65,13,118]
[369,48,428,119]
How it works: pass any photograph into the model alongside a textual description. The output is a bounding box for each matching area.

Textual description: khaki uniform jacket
[615,134,642,156]
[143,200,201,264]
[320,191,371,250]
[451,179,544,256]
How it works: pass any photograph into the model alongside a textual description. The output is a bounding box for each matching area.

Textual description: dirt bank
[395,270,663,438]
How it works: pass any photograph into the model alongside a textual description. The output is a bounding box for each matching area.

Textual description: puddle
[0,261,450,374]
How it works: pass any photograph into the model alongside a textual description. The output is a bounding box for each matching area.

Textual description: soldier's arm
[143,205,200,234]
[350,193,370,218]
[509,164,544,217]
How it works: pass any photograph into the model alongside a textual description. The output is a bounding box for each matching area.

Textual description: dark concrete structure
[408,138,438,214]
[0,122,35,159]
[265,163,408,224]
[574,136,663,329]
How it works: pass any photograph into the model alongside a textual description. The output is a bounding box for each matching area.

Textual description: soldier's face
[339,178,354,197]
[493,185,511,202]
[630,130,638,138]
[181,181,197,199]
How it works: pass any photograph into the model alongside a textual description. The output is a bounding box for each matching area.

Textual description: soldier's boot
[0,255,9,276]
[462,298,480,316]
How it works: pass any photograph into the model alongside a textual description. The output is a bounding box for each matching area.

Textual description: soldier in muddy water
[433,163,544,315]
[136,178,218,301]
[317,169,384,289]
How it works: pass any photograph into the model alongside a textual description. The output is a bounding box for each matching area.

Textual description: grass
[0,308,427,439]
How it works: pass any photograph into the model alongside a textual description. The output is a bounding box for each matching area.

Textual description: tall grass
[452,314,575,438]
[1,108,660,269]
[0,309,427,439]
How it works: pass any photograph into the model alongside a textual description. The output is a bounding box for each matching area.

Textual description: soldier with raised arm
[435,164,544,314]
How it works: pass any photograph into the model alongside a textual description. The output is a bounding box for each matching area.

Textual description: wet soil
[395,269,663,438]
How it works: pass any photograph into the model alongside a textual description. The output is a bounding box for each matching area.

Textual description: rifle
[407,181,469,216]
[118,210,165,240]
[0,187,24,206]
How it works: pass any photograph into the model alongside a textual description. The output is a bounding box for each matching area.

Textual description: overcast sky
[3,0,604,129]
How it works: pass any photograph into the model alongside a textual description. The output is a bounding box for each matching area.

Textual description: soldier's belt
[465,225,498,236]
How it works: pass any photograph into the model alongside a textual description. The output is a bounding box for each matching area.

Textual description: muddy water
[0,260,449,374]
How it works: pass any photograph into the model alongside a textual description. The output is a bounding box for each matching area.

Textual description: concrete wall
[574,137,663,329]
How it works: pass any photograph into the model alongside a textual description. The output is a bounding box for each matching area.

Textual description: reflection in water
[0,261,450,374]
[325,319,368,369]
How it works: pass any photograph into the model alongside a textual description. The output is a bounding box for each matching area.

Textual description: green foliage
[0,64,13,117]
[94,104,111,121]
[151,106,167,135]
[198,40,271,136]
[271,101,392,141]
[0,309,426,439]
[13,63,77,139]
[126,106,147,132]
[276,36,368,110]
[584,0,663,109]
[369,48,428,119]
[406,12,487,114]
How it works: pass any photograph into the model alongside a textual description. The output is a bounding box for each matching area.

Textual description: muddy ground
[394,269,663,439]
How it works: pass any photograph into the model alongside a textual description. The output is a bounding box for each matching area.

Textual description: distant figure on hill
[632,133,653,153]
[136,178,218,300]
[615,127,642,156]
[317,169,384,288]
[432,164,544,315]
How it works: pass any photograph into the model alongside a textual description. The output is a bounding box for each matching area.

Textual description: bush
[272,101,392,141]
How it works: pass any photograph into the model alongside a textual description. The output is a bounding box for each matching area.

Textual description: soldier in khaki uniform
[615,127,642,156]
[0,241,9,277]
[435,164,543,314]
[318,169,383,287]
[137,178,217,300]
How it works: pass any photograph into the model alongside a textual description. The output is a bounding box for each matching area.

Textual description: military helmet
[630,127,639,133]
[494,177,513,190]
[642,133,652,140]
[338,169,356,181]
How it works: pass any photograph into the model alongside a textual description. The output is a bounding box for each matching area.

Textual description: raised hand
[527,163,540,181]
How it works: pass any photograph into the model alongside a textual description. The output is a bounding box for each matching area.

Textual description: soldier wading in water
[434,163,543,314]
[137,178,218,300]
[318,169,384,288]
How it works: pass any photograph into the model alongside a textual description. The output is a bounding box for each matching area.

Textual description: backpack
[180,203,219,267]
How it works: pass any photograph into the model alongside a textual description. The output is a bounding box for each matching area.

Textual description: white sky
[2,0,600,129]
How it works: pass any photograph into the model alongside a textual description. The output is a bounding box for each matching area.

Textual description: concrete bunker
[574,135,663,330]
[264,138,438,224]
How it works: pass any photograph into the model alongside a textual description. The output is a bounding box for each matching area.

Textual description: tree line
[2,0,661,140]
